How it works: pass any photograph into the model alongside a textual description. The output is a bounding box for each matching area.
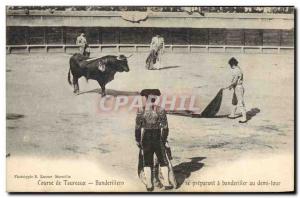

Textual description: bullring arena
[6,6,294,192]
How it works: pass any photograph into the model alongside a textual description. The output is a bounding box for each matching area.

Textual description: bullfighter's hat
[140,89,161,97]
[228,57,238,66]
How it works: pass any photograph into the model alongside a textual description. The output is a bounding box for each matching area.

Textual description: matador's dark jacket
[135,105,169,166]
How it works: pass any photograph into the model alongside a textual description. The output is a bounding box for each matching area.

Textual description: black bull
[68,53,130,96]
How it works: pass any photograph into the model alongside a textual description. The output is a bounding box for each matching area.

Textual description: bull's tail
[68,68,72,85]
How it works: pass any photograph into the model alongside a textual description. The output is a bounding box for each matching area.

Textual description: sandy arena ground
[6,52,294,192]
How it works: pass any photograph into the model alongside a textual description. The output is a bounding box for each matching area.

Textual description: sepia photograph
[5,5,295,192]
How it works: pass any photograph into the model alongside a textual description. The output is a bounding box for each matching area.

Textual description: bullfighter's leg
[142,140,155,191]
[155,49,162,70]
[153,156,163,188]
[73,77,79,94]
[236,86,247,123]
[154,143,172,189]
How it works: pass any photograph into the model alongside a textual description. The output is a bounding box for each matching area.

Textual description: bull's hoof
[101,93,106,97]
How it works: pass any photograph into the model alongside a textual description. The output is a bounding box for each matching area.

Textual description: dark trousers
[142,129,168,167]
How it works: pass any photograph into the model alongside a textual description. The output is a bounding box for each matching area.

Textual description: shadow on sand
[246,108,260,121]
[167,110,229,118]
[192,114,230,118]
[158,66,181,70]
[6,113,25,120]
[173,157,206,188]
[77,89,140,97]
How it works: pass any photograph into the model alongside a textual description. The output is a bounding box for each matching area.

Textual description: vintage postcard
[6,6,295,192]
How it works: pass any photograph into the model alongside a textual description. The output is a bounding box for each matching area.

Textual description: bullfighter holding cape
[135,89,177,191]
[145,34,164,70]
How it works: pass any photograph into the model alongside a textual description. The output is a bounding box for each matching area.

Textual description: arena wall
[6,11,294,54]
[7,27,294,46]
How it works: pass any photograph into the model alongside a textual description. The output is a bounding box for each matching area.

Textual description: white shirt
[150,36,164,51]
[231,66,244,86]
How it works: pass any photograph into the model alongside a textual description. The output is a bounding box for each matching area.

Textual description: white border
[1,1,298,197]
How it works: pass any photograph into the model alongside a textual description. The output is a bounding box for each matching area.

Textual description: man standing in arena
[135,89,175,191]
[225,57,247,123]
[76,32,88,56]
[146,34,165,70]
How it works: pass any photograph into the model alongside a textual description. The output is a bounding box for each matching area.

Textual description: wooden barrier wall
[7,27,294,47]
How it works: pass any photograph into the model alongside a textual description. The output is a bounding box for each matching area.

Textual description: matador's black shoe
[146,186,154,192]
[164,185,173,190]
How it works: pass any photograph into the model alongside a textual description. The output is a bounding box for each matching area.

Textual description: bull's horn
[126,54,133,59]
